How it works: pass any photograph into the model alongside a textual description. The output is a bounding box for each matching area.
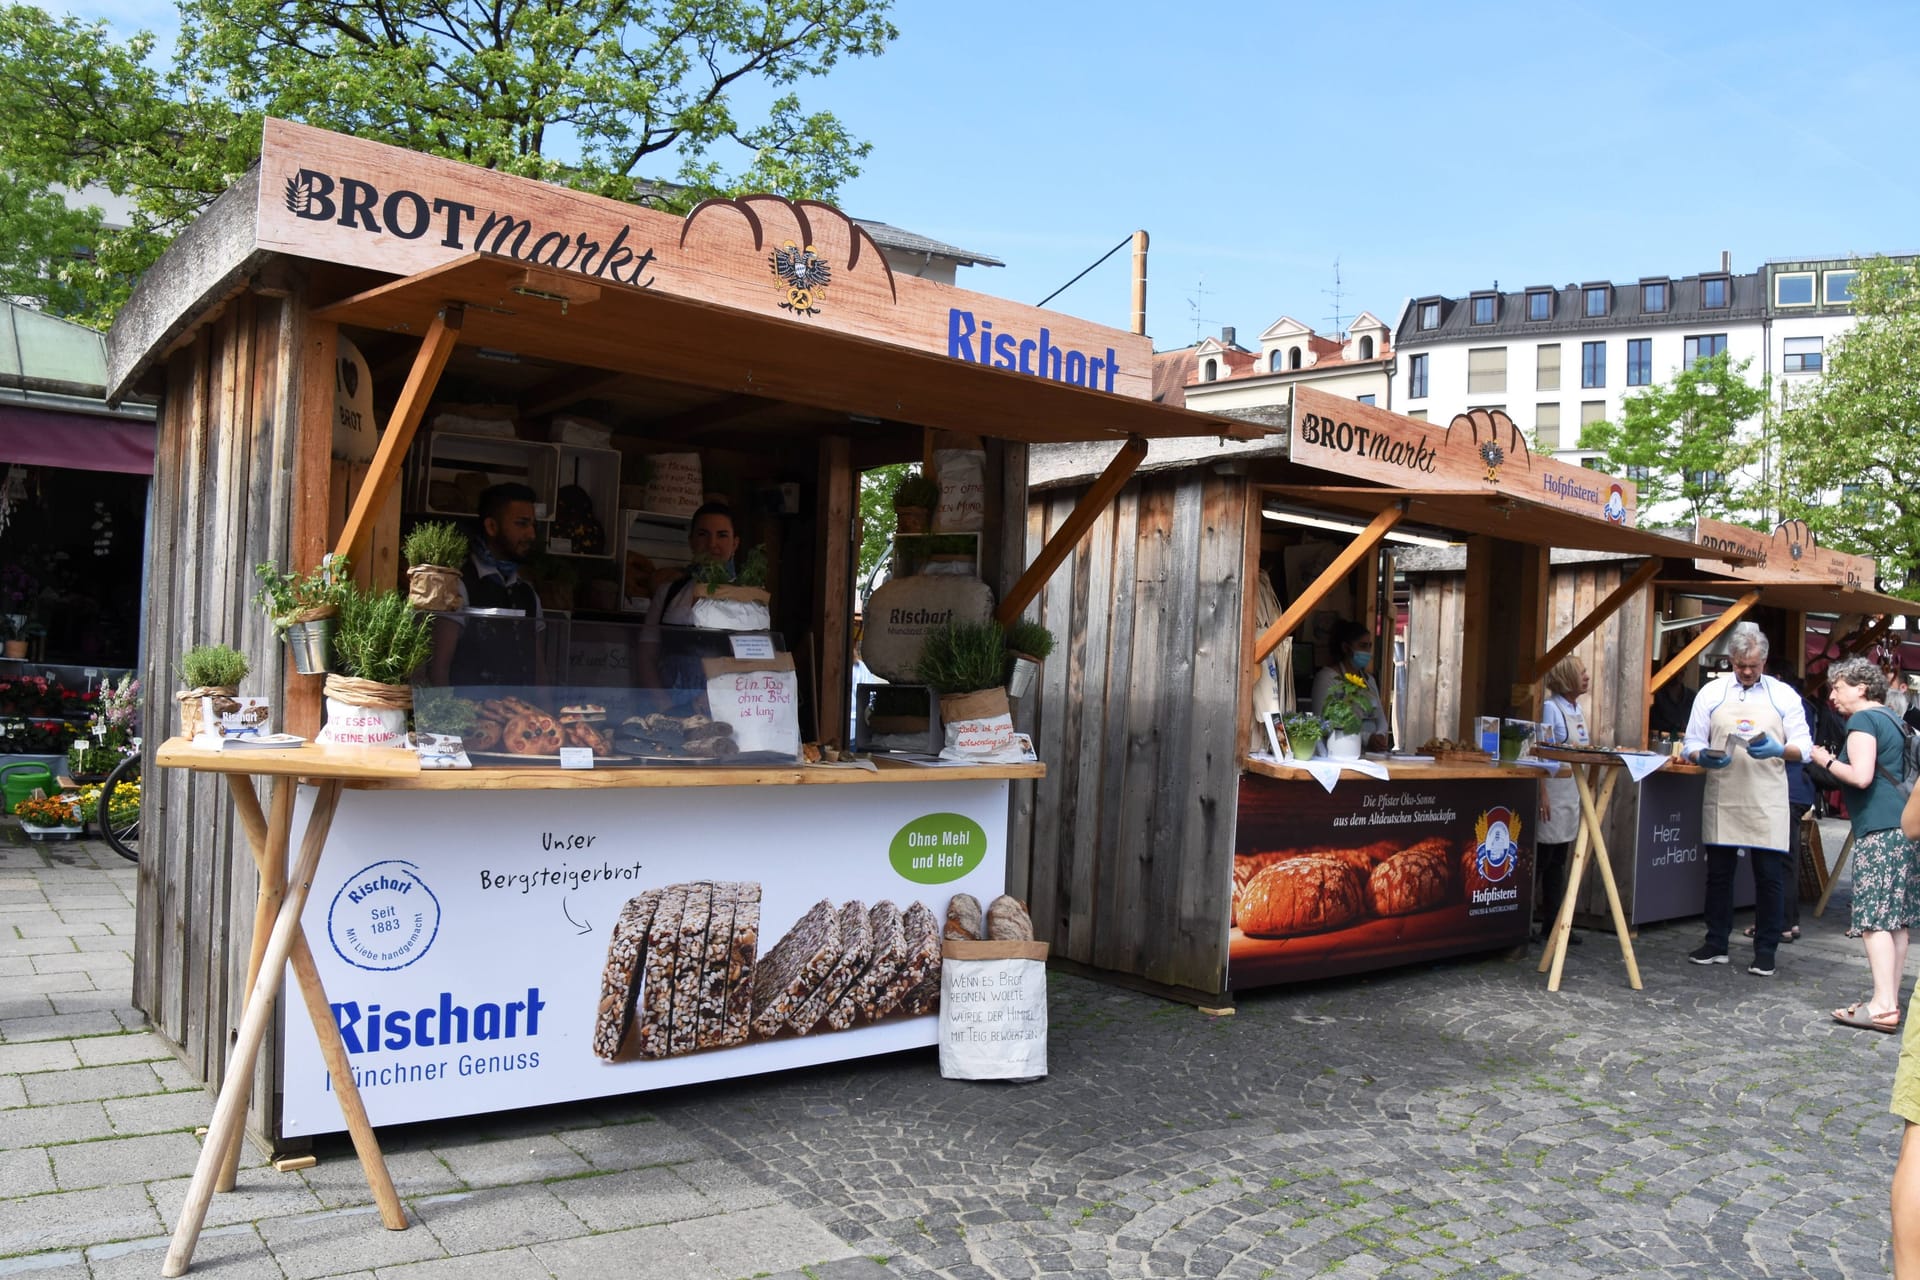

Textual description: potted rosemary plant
[891,469,939,535]
[915,618,1018,757]
[403,521,469,613]
[319,586,433,748]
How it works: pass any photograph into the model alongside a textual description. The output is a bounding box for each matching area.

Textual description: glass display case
[416,611,800,765]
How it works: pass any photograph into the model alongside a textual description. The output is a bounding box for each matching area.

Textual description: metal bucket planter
[284,618,333,676]
[1006,652,1042,700]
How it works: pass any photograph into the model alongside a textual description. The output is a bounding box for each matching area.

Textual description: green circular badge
[889,812,988,883]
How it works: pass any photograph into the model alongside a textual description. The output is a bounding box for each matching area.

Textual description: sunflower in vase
[1320,672,1378,754]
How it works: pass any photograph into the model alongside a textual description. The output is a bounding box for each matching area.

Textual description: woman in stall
[1534,654,1591,942]
[1310,618,1388,752]
[636,501,741,696]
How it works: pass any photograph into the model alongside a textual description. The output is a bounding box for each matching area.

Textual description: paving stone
[0,1010,122,1041]
[86,1225,285,1280]
[667,1204,859,1276]
[0,1147,53,1198]
[0,1041,78,1075]
[530,1224,705,1280]
[546,1166,714,1231]
[299,1147,466,1210]
[72,1032,174,1067]
[0,1183,164,1253]
[431,1135,590,1189]
[256,1205,443,1280]
[669,1158,783,1212]
[21,1062,169,1107]
[104,1090,215,1137]
[50,1131,205,1190]
[147,1167,326,1229]
[0,1252,87,1279]
[0,1077,24,1110]
[555,1118,711,1170]
[0,1100,112,1151]
[374,1245,555,1280]
[411,1185,589,1252]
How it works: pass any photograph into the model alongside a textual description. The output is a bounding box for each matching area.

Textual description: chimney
[1721,250,1731,272]
[1221,325,1236,347]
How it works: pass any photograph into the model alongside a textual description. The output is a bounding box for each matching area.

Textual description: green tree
[0,0,896,327]
[1772,256,1920,596]
[857,462,907,602]
[1578,349,1768,525]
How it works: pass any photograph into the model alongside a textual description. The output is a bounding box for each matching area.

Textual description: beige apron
[1539,698,1589,846]
[1702,684,1789,852]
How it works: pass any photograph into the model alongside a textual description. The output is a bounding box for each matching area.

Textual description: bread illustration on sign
[592,885,948,1062]
[1231,827,1527,938]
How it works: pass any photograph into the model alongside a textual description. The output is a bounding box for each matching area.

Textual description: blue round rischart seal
[328,860,441,971]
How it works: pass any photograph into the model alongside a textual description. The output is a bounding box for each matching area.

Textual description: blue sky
[84,0,1920,349]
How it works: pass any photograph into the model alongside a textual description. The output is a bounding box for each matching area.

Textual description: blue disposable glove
[1696,749,1733,770]
[1746,733,1785,760]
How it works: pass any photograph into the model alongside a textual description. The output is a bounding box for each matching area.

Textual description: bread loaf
[1236,856,1366,937]
[1367,839,1454,917]
[944,892,982,941]
[985,894,1034,941]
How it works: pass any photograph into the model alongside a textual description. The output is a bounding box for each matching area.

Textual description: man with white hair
[1682,622,1814,976]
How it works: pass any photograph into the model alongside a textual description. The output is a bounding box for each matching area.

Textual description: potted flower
[1320,672,1373,760]
[891,469,940,535]
[1282,711,1324,761]
[319,585,433,748]
[915,619,1017,757]
[177,644,248,740]
[1498,718,1535,762]
[254,554,350,675]
[403,521,469,613]
[1002,619,1055,699]
[15,791,82,839]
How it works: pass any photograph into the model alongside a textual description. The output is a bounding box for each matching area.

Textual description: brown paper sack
[407,565,464,613]
[937,687,1015,756]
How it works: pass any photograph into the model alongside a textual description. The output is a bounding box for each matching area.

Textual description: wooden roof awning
[1657,577,1920,617]
[312,253,1265,448]
[1260,486,1759,563]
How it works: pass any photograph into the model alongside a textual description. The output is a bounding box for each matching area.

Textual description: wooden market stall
[1014,387,1755,1002]
[104,118,1259,1174]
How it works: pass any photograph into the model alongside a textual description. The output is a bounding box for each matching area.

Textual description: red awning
[0,405,154,475]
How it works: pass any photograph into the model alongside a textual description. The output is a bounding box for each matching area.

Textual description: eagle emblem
[1478,439,1505,481]
[769,240,831,316]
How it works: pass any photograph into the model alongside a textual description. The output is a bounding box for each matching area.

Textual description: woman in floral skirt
[1815,656,1920,1033]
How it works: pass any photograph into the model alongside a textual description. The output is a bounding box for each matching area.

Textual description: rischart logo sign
[328,860,442,972]
[282,168,660,288]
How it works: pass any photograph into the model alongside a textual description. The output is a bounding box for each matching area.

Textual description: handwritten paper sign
[640,452,703,517]
[701,654,801,758]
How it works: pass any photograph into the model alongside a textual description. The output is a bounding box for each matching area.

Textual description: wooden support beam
[994,435,1148,626]
[1534,557,1663,680]
[332,305,463,568]
[1248,501,1405,669]
[1649,589,1762,693]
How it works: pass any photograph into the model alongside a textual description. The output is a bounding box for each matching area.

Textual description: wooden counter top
[155,738,1044,789]
[1242,755,1545,783]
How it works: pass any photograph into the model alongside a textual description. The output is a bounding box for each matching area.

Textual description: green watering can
[1,762,56,814]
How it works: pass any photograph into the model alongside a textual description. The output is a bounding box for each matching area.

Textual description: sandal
[1743,925,1800,942]
[1833,1001,1901,1034]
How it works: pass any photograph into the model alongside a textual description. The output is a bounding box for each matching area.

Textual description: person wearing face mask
[638,502,742,691]
[1311,619,1389,752]
[429,482,545,687]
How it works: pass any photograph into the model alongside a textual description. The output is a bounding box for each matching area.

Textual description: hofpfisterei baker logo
[1473,807,1520,884]
[329,861,442,971]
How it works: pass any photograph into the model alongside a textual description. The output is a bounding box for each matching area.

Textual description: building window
[1536,402,1561,451]
[1203,358,1217,383]
[1581,341,1606,388]
[1701,276,1729,309]
[1626,338,1652,386]
[1409,353,1429,398]
[1585,286,1609,317]
[1467,347,1507,395]
[1359,335,1375,359]
[1537,344,1561,392]
[1580,400,1607,429]
[1527,290,1552,321]
[1289,346,1303,370]
[1418,301,1441,329]
[1269,350,1282,372]
[1357,394,1377,406]
[1784,336,1823,373]
[1825,269,1859,304]
[1775,272,1815,306]
[1407,409,1427,421]
[1642,281,1668,313]
[1684,333,1727,367]
[1472,294,1497,324]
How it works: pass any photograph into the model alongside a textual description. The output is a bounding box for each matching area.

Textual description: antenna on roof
[1187,277,1212,343]
[1322,258,1347,335]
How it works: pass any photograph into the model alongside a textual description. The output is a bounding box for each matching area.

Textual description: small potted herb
[1002,618,1055,699]
[1282,712,1324,760]
[177,644,248,739]
[891,469,940,535]
[254,554,350,674]
[320,586,434,748]
[403,521,469,613]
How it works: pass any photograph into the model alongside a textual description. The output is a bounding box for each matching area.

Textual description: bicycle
[96,750,140,863]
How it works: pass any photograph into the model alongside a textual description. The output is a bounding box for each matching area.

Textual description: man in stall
[1681,623,1812,977]
[428,483,545,688]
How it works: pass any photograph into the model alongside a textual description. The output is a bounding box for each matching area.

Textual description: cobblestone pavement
[2,821,1906,1279]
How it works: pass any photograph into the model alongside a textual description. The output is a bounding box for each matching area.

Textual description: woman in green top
[1815,656,1920,1033]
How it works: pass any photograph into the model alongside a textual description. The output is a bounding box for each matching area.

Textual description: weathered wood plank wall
[1015,470,1248,997]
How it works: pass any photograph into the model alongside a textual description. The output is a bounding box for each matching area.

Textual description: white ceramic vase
[1326,731,1364,761]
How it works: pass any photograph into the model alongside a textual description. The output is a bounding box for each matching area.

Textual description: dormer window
[1471,293,1497,325]
[1289,347,1303,370]
[1701,275,1730,309]
[1269,350,1283,373]
[1641,279,1669,313]
[1418,300,1441,330]
[1583,284,1611,317]
[1526,290,1552,321]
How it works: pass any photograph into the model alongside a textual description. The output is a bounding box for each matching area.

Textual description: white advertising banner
[281,780,1012,1136]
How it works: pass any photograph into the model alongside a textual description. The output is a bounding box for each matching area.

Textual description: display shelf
[422,433,557,518]
[548,444,621,558]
